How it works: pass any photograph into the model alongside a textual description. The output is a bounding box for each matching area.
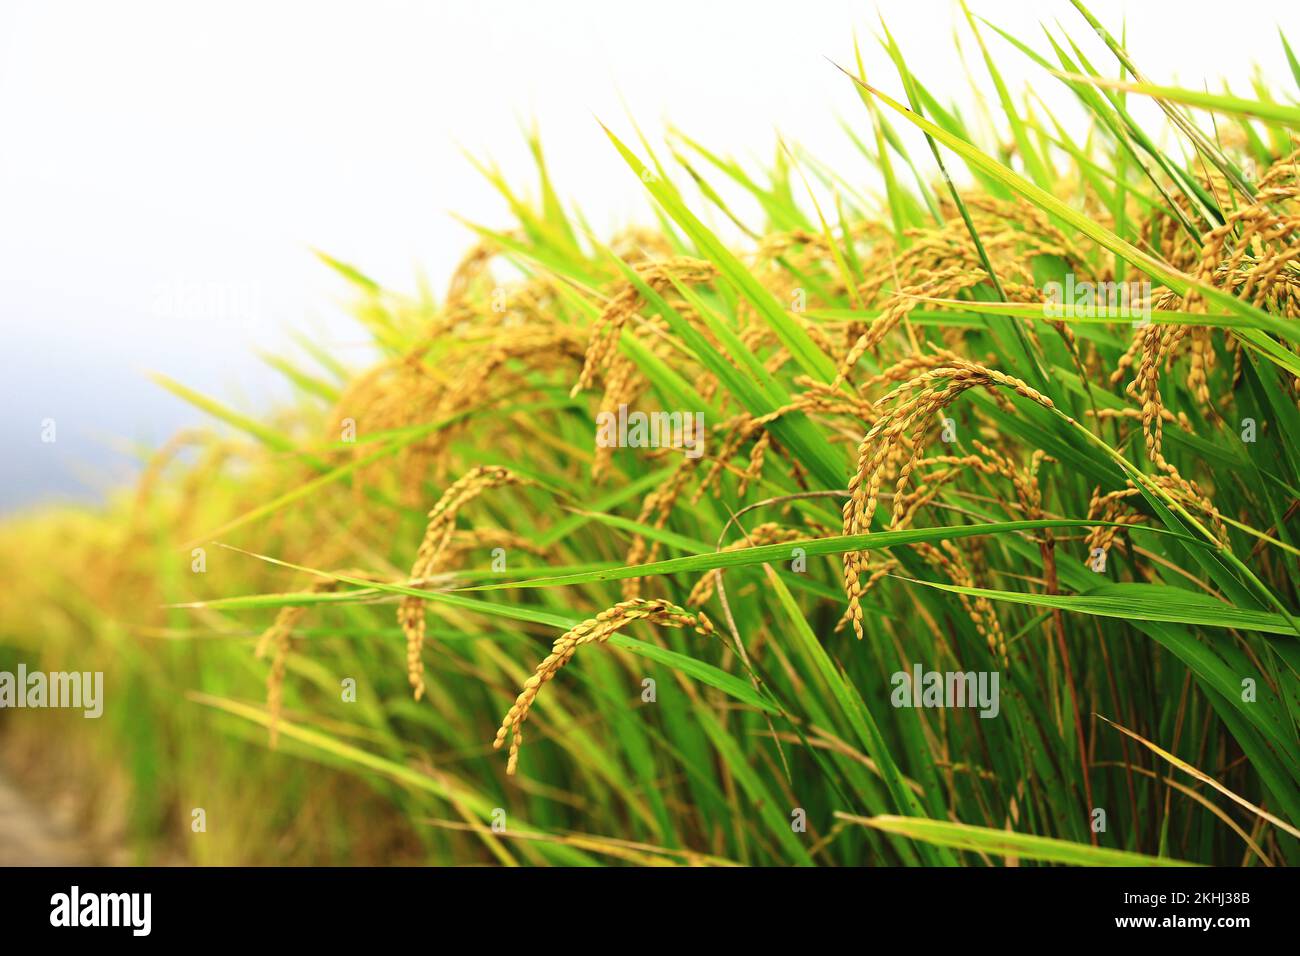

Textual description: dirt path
[0,769,86,866]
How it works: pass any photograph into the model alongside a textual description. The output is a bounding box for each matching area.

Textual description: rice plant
[1,1,1298,867]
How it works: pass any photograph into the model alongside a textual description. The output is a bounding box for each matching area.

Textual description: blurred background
[1,0,1294,510]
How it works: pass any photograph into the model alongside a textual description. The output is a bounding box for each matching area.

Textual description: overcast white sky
[1,0,1296,509]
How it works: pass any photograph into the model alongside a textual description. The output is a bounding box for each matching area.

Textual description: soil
[0,768,87,866]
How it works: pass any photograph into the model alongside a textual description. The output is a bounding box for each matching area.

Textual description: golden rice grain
[493,599,714,775]
[399,466,527,699]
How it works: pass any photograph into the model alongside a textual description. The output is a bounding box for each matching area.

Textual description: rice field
[1,1,1298,867]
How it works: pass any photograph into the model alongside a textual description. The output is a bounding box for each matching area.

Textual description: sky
[1,0,1295,510]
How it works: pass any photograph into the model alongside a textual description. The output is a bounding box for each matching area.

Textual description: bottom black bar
[0,866,1280,942]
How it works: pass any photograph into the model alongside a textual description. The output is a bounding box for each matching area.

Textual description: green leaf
[839,814,1201,866]
[462,520,1189,592]
[904,578,1300,636]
